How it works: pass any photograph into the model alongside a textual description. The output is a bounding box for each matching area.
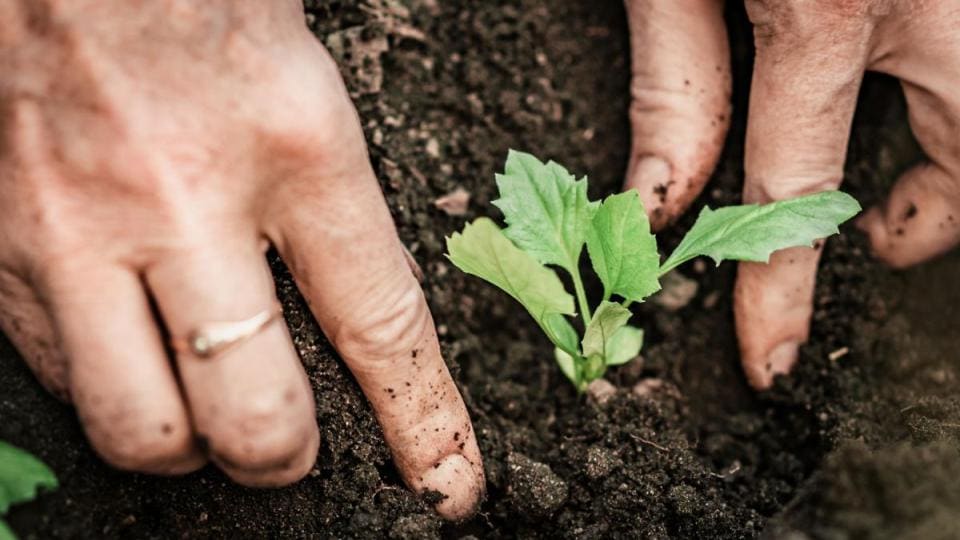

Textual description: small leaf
[554,347,581,389]
[581,301,632,361]
[605,325,644,366]
[492,150,598,274]
[446,218,576,352]
[586,191,661,303]
[543,313,580,358]
[0,441,58,514]
[583,354,607,382]
[660,191,861,274]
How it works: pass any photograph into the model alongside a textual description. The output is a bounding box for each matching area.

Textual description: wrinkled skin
[624,0,960,388]
[0,0,483,521]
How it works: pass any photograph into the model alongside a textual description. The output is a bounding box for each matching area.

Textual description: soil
[3,1,960,538]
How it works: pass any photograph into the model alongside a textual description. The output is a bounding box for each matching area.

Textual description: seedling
[445,151,860,392]
[0,441,58,540]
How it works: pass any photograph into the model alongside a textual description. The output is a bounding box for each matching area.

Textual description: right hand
[623,0,960,388]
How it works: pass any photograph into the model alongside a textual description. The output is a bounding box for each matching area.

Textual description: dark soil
[4,1,960,538]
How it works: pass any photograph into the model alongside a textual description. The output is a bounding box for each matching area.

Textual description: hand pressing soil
[0,0,482,520]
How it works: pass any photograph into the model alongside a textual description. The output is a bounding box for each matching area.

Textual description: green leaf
[586,191,661,303]
[660,191,862,275]
[492,150,598,273]
[581,301,632,361]
[0,519,15,540]
[583,354,607,382]
[543,313,580,358]
[446,218,576,352]
[605,325,644,366]
[553,347,581,389]
[0,441,57,515]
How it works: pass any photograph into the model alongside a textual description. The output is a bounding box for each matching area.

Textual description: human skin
[0,0,482,521]
[624,0,960,388]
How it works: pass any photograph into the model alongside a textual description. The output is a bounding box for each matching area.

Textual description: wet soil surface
[4,1,960,538]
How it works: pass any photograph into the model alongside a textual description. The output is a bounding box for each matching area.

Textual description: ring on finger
[171,302,283,359]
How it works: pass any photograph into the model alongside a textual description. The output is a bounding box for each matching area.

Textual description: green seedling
[0,441,58,540]
[445,151,861,392]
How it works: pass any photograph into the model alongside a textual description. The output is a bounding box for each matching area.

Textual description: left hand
[0,0,483,519]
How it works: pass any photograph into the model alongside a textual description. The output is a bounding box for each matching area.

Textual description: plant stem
[570,265,592,325]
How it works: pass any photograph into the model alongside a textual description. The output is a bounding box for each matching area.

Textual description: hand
[0,0,482,519]
[624,0,960,388]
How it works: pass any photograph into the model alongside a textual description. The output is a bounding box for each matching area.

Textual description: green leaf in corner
[581,301,632,361]
[0,441,58,515]
[586,190,661,303]
[605,325,644,366]
[492,150,598,274]
[660,191,861,275]
[446,218,576,352]
[0,519,15,540]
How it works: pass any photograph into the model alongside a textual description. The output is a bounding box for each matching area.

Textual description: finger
[735,1,872,389]
[857,163,960,268]
[857,26,960,268]
[623,0,731,230]
[39,263,204,474]
[146,233,319,487]
[267,148,484,521]
[0,271,68,400]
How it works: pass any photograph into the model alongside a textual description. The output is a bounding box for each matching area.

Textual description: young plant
[0,441,58,540]
[445,151,861,392]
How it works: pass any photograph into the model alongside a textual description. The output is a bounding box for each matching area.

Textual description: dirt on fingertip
[4,1,960,538]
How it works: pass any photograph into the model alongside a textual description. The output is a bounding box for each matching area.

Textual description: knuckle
[332,278,431,369]
[744,176,841,204]
[209,389,315,470]
[746,0,874,45]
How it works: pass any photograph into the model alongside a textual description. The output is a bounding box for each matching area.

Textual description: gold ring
[171,302,283,359]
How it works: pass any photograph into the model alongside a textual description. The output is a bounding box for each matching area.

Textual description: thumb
[623,0,731,231]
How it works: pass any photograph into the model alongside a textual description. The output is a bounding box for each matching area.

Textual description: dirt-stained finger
[266,116,484,520]
[146,232,319,487]
[0,271,68,400]
[859,9,960,269]
[41,262,205,474]
[623,0,731,230]
[735,0,873,389]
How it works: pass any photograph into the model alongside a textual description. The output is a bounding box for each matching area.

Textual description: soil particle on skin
[3,1,960,539]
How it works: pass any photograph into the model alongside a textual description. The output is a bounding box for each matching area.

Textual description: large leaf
[446,218,576,352]
[581,301,632,361]
[0,441,57,514]
[660,191,861,274]
[586,191,661,303]
[492,150,598,274]
[605,325,644,366]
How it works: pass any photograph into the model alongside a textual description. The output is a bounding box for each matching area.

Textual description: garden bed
[3,1,960,538]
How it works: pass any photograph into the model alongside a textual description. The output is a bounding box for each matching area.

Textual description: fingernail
[767,341,799,378]
[626,155,671,193]
[420,453,484,521]
[745,341,800,390]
